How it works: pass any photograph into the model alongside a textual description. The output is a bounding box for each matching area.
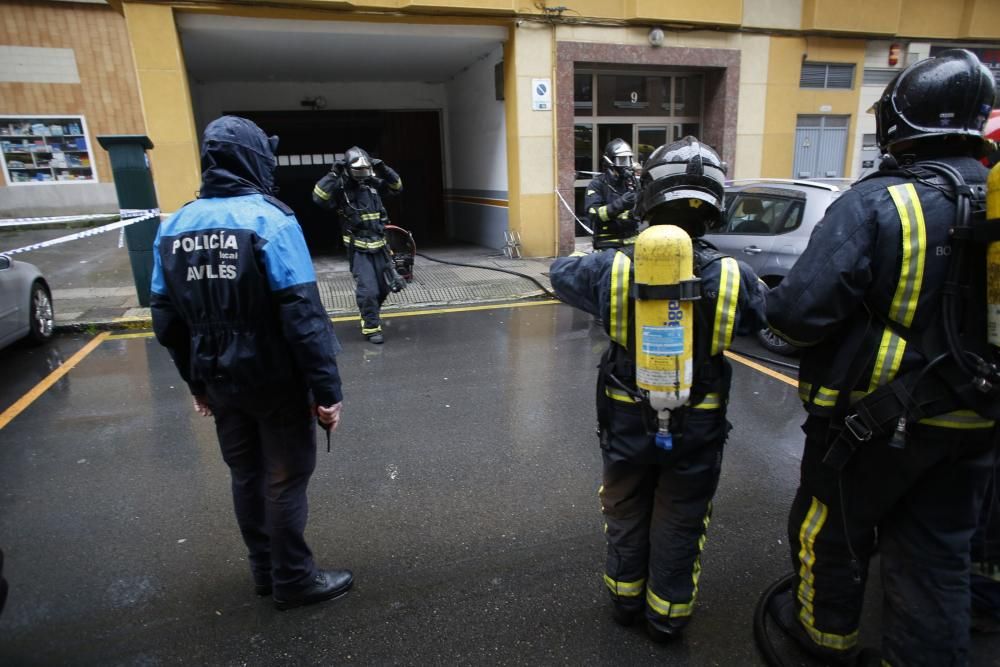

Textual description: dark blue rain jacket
[151,116,342,405]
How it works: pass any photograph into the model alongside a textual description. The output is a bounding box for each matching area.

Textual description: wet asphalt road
[0,302,998,666]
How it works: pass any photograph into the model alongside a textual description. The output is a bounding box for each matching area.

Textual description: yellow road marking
[725,350,797,387]
[0,332,110,430]
[108,299,562,339]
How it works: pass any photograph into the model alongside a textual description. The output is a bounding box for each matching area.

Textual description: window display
[0,115,96,184]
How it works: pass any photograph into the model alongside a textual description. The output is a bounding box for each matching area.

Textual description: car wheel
[27,281,54,344]
[757,326,798,356]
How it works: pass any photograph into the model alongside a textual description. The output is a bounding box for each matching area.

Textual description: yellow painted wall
[802,0,902,34]
[898,0,964,38]
[962,0,1000,40]
[506,22,557,257]
[803,0,1000,40]
[627,0,742,25]
[122,3,200,211]
[761,36,864,178]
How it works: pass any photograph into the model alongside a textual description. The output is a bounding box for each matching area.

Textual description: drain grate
[317,263,546,314]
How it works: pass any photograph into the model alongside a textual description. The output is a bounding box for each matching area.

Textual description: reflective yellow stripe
[868,327,907,393]
[621,236,637,245]
[691,393,722,410]
[390,179,402,190]
[609,251,631,347]
[313,185,330,200]
[711,257,740,355]
[604,387,640,403]
[796,497,859,651]
[866,184,926,392]
[361,325,382,335]
[887,184,926,328]
[603,574,645,597]
[342,235,386,249]
[617,211,631,219]
[360,212,381,220]
[647,509,711,618]
[586,189,595,195]
[919,410,996,429]
[798,382,841,407]
[598,205,611,222]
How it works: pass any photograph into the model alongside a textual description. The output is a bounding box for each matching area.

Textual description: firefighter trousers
[599,435,724,627]
[350,249,391,334]
[787,414,998,666]
[207,383,318,596]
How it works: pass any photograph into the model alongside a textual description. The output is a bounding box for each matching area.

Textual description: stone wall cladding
[555,41,740,254]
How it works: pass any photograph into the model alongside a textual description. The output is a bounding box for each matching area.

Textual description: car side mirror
[0,255,10,270]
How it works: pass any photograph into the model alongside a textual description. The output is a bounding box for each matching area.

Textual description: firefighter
[765,49,999,666]
[551,136,767,641]
[586,138,641,250]
[313,146,403,344]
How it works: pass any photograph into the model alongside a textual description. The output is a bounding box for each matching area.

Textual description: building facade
[1,0,998,256]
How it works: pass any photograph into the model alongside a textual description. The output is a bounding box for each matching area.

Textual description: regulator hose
[414,252,558,299]
[753,572,797,667]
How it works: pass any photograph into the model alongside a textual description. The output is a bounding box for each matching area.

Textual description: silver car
[704,179,847,355]
[0,254,54,350]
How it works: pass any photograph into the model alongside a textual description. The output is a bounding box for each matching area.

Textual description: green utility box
[97,135,159,307]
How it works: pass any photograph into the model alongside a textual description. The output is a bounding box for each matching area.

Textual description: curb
[53,295,560,334]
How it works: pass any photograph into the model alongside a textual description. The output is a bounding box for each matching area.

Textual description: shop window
[574,73,593,114]
[0,115,96,184]
[574,124,594,177]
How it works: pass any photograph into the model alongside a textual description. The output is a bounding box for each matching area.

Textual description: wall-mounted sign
[532,78,552,111]
[819,105,833,113]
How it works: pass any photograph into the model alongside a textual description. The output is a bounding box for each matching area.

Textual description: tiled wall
[0,0,143,186]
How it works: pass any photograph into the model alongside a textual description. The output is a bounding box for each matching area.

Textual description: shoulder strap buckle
[631,278,702,301]
[843,413,873,442]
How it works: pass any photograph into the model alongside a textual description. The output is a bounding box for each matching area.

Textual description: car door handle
[742,246,763,254]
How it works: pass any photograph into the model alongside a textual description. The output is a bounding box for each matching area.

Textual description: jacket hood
[200,116,278,198]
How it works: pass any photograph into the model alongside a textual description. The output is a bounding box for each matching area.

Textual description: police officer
[151,116,352,610]
[551,137,767,641]
[313,146,403,344]
[765,50,999,665]
[586,139,641,249]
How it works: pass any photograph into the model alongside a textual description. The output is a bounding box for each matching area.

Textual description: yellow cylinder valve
[633,224,697,450]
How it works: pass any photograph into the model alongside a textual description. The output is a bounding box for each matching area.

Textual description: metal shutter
[800,63,827,88]
[825,64,855,89]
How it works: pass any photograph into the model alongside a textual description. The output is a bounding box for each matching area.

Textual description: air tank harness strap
[630,278,702,301]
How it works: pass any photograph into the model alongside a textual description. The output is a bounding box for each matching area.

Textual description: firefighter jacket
[585,170,640,249]
[551,240,767,461]
[766,156,994,430]
[312,165,402,254]
[151,115,342,406]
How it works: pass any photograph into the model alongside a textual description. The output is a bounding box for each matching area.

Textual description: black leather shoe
[645,617,684,643]
[274,569,353,611]
[768,590,856,665]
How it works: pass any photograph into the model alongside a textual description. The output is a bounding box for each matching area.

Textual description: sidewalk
[51,245,559,331]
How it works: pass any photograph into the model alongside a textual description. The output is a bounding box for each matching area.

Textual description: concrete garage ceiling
[177,14,506,84]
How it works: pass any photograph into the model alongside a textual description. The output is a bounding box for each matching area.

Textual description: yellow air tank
[633,224,696,450]
[988,161,1000,348]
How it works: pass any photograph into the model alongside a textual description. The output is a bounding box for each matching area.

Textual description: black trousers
[206,383,318,595]
[599,407,726,626]
[787,415,997,666]
[971,462,1000,620]
[350,250,390,333]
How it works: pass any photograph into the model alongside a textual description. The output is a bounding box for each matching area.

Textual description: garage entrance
[233,109,444,254]
[178,14,508,254]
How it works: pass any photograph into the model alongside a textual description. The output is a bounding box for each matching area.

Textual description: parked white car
[0,254,54,350]
[705,179,850,355]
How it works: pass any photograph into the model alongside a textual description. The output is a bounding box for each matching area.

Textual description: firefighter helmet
[636,136,727,237]
[344,146,374,181]
[602,138,635,172]
[873,49,997,154]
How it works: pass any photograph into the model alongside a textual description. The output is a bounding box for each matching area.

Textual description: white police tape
[2,208,161,256]
[555,189,593,235]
